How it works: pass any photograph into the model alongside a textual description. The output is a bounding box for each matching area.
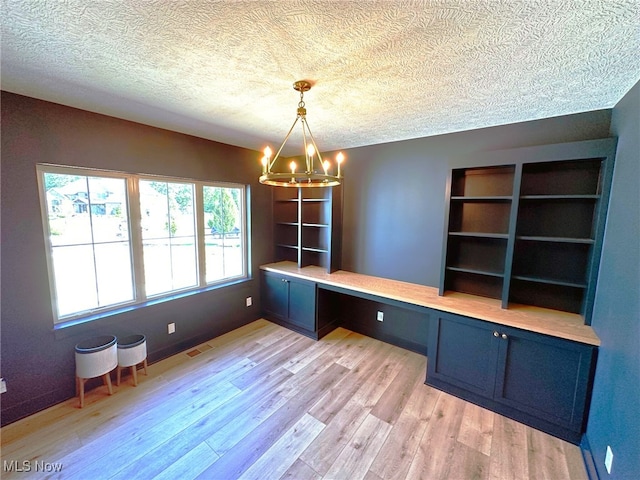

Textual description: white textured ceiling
[2,1,639,157]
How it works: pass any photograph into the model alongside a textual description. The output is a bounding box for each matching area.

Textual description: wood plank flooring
[1,319,588,480]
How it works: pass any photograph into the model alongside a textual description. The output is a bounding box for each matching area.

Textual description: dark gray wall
[0,92,274,425]
[340,110,612,286]
[587,81,640,479]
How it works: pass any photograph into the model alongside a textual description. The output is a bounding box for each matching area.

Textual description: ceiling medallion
[259,80,344,188]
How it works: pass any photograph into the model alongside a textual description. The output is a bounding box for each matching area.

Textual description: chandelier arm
[302,118,324,166]
[269,115,301,171]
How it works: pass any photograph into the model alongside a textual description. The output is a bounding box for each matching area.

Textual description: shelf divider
[520,194,600,200]
[511,275,587,289]
[446,266,504,278]
[451,196,513,201]
[517,236,594,244]
[448,232,509,239]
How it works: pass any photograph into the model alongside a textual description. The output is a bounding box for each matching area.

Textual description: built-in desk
[260,261,599,444]
[260,261,599,346]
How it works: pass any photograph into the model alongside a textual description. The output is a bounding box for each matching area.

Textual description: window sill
[53,277,252,339]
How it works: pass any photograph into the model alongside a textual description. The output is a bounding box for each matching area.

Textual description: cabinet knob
[493,331,500,337]
[501,333,508,340]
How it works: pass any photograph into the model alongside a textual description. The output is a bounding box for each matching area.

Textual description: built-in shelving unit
[509,159,604,315]
[272,186,342,273]
[443,165,515,301]
[440,139,616,324]
[273,188,300,264]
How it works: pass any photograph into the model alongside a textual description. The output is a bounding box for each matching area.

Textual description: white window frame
[37,164,249,325]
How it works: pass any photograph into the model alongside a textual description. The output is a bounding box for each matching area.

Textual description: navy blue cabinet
[261,271,316,336]
[427,312,596,444]
[428,313,501,398]
[262,271,289,321]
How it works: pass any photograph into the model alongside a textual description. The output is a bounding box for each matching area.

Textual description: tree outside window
[203,186,244,282]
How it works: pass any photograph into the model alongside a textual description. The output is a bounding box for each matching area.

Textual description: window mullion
[195,183,207,287]
[241,186,249,278]
[86,177,101,307]
[220,187,227,278]
[128,176,146,301]
[165,184,175,291]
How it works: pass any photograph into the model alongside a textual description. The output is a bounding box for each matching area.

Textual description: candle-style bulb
[323,160,330,175]
[289,161,297,183]
[336,152,345,177]
[262,146,272,173]
[307,144,315,158]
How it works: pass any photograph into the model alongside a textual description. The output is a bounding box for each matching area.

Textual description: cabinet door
[493,327,595,432]
[287,278,316,331]
[428,313,500,397]
[262,272,289,321]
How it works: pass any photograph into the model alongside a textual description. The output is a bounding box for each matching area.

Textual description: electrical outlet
[0,378,6,394]
[246,296,252,307]
[377,311,384,322]
[168,323,176,334]
[605,445,613,474]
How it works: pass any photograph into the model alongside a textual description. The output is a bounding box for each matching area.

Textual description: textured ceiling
[2,1,639,157]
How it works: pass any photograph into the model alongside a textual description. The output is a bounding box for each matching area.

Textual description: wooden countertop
[260,262,600,346]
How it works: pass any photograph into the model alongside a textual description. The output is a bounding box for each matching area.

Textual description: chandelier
[259,80,344,187]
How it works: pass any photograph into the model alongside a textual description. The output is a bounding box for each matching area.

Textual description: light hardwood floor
[1,319,588,480]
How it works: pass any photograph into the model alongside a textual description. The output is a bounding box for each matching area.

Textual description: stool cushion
[117,334,146,349]
[75,335,117,353]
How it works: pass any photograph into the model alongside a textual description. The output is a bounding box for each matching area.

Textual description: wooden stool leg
[131,365,138,386]
[143,358,148,376]
[103,373,113,395]
[78,378,85,408]
[116,366,122,386]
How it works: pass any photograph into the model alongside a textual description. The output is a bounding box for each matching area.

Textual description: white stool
[116,334,147,386]
[75,335,117,408]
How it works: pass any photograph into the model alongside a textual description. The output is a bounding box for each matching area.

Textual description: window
[140,180,198,296]
[38,166,248,324]
[40,172,134,317]
[203,185,244,282]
